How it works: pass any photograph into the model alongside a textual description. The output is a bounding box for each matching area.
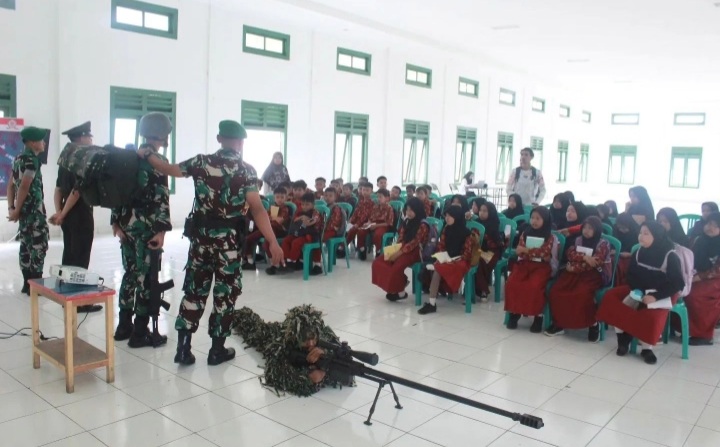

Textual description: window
[557,140,569,183]
[402,120,430,185]
[243,25,290,60]
[334,112,369,181]
[458,77,479,98]
[455,127,477,181]
[111,0,178,39]
[670,147,702,189]
[0,0,15,10]
[110,86,177,192]
[406,64,432,88]
[499,88,515,106]
[674,113,705,126]
[532,97,545,112]
[612,113,640,125]
[0,73,17,118]
[337,48,371,76]
[496,132,513,183]
[608,145,637,184]
[582,111,591,123]
[241,100,289,175]
[530,136,544,170]
[579,144,589,182]
[559,105,570,118]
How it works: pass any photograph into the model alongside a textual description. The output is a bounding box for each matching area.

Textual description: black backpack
[514,166,537,182]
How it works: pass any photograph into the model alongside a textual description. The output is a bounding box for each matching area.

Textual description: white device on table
[49,265,102,286]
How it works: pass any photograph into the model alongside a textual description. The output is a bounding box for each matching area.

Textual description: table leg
[72,304,78,339]
[64,302,75,393]
[105,296,115,383]
[31,287,40,369]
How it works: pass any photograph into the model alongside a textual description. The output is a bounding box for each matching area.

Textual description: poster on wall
[0,118,51,199]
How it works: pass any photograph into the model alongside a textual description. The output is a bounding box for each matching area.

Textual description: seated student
[329,179,340,190]
[502,193,525,220]
[243,187,291,270]
[390,186,402,202]
[505,207,557,332]
[267,193,324,276]
[372,198,429,302]
[545,217,611,342]
[377,176,388,190]
[314,177,326,200]
[469,197,486,220]
[415,186,434,217]
[656,207,691,248]
[405,184,416,199]
[626,186,655,225]
[310,187,345,267]
[278,181,292,198]
[559,201,588,235]
[354,176,369,195]
[596,204,613,226]
[475,202,505,301]
[549,193,570,229]
[605,200,619,219]
[291,180,308,209]
[690,202,719,244]
[613,212,641,286]
[338,183,358,209]
[680,212,720,345]
[597,221,685,364]
[347,188,394,260]
[340,182,374,257]
[564,191,576,203]
[418,206,474,314]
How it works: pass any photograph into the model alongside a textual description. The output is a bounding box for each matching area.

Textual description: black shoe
[530,316,544,333]
[386,292,408,302]
[310,265,323,276]
[241,262,257,271]
[507,313,520,330]
[174,330,196,365]
[616,332,631,356]
[78,304,103,313]
[254,253,264,262]
[689,337,714,346]
[127,316,167,348]
[640,349,657,365]
[336,248,346,259]
[375,250,381,258]
[588,323,600,343]
[358,249,367,261]
[293,262,304,271]
[544,324,565,337]
[265,266,278,276]
[114,310,134,341]
[21,271,30,295]
[207,337,235,366]
[418,303,437,315]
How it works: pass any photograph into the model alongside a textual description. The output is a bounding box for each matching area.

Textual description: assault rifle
[148,249,173,347]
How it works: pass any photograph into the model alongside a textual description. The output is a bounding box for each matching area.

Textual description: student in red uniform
[549,193,570,229]
[613,212,640,286]
[690,202,719,244]
[559,201,588,234]
[343,182,375,254]
[372,198,429,302]
[310,187,345,268]
[351,188,394,260]
[267,192,324,276]
[314,177,326,200]
[377,176,388,190]
[505,207,556,332]
[475,202,505,301]
[242,187,290,271]
[596,221,685,364]
[656,207,691,248]
[339,183,358,210]
[405,184,416,199]
[418,205,474,314]
[390,186,402,202]
[415,186,434,217]
[545,217,611,342]
[502,194,524,220]
[291,180,307,209]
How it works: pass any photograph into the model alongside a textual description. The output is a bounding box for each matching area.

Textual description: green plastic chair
[315,199,327,207]
[523,204,534,215]
[609,217,616,225]
[326,206,350,273]
[261,200,270,211]
[286,201,297,216]
[602,223,613,235]
[266,194,274,205]
[499,217,518,259]
[462,221,486,313]
[381,201,405,251]
[513,214,530,225]
[336,202,353,220]
[301,205,331,281]
[425,217,444,233]
[412,219,444,306]
[678,214,701,236]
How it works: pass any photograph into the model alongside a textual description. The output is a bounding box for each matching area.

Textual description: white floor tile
[509,362,580,389]
[158,392,249,432]
[540,390,622,426]
[383,351,454,376]
[429,363,504,391]
[350,339,409,362]
[655,357,720,387]
[90,411,191,447]
[306,412,404,447]
[42,432,108,447]
[482,376,559,408]
[534,348,599,373]
[30,373,114,407]
[6,363,67,388]
[606,407,693,447]
[312,382,387,411]
[641,374,715,404]
[256,396,347,432]
[174,362,257,390]
[684,426,720,447]
[274,434,333,447]
[564,375,639,405]
[374,329,440,350]
[696,404,720,432]
[460,350,529,374]
[709,387,720,408]
[586,428,665,447]
[511,409,602,447]
[214,378,289,410]
[0,408,84,447]
[585,355,658,387]
[92,358,172,389]
[58,389,151,430]
[199,412,299,447]
[160,434,219,447]
[489,432,556,447]
[355,394,444,432]
[410,411,505,447]
[626,387,706,424]
[414,339,478,361]
[123,375,207,409]
[386,434,442,447]
[0,388,52,424]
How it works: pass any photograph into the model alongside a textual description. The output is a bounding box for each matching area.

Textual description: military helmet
[139,112,172,139]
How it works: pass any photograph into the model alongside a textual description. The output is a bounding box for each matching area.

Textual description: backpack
[514,166,537,183]
[420,220,439,263]
[634,243,694,297]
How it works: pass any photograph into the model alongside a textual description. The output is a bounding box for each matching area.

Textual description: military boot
[127,316,167,348]
[174,330,195,365]
[207,337,235,365]
[20,271,30,295]
[113,310,134,341]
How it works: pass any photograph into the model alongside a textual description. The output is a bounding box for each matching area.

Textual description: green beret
[218,120,247,139]
[20,126,47,142]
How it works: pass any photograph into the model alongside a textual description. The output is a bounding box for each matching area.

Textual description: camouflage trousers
[19,215,48,276]
[118,231,153,317]
[175,242,242,337]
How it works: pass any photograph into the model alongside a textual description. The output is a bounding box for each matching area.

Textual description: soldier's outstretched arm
[247,191,284,266]
[139,148,183,178]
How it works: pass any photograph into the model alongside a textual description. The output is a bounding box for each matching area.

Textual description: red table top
[29,278,115,300]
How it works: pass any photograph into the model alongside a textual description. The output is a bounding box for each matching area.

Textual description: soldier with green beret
[7,126,49,294]
[139,119,283,366]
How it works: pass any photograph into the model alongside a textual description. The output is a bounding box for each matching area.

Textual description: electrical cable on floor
[1,311,90,341]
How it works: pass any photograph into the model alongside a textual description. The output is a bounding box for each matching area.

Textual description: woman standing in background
[261,152,291,194]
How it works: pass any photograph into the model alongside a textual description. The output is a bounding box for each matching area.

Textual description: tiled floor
[1,230,719,446]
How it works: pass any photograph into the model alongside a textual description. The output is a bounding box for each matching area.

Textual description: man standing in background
[506,147,546,206]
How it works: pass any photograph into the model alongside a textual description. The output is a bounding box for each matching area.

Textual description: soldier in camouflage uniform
[7,127,49,295]
[112,113,173,347]
[139,120,283,366]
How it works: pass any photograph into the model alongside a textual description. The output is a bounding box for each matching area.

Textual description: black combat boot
[174,330,196,365]
[114,310,134,341]
[207,337,235,365]
[127,315,167,348]
[20,271,30,295]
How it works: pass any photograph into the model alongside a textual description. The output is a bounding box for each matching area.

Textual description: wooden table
[29,278,115,393]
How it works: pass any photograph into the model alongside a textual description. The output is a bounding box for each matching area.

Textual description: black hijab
[657,208,690,248]
[579,216,603,253]
[605,200,619,218]
[564,191,576,203]
[550,193,570,229]
[448,194,470,214]
[693,212,720,272]
[463,171,474,184]
[261,152,290,189]
[566,201,588,227]
[614,212,640,253]
[523,207,552,242]
[401,197,427,243]
[503,194,525,219]
[691,202,720,240]
[637,221,675,269]
[443,205,471,257]
[596,204,612,225]
[470,197,487,217]
[479,202,503,246]
[628,186,655,222]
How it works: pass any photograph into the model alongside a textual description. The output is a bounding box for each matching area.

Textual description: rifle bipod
[361,376,403,426]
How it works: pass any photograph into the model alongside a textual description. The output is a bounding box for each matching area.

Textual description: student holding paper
[596,221,684,364]
[505,207,557,332]
[545,217,611,342]
[243,187,291,270]
[475,202,505,301]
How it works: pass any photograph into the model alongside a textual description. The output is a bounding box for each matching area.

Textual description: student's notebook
[576,246,593,256]
[525,236,545,249]
[270,206,280,218]
[432,251,461,264]
[383,243,403,260]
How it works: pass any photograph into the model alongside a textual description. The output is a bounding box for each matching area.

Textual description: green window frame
[579,144,589,183]
[496,132,513,183]
[0,0,15,10]
[674,113,705,126]
[499,88,515,106]
[455,127,477,181]
[241,99,289,168]
[337,48,371,76]
[532,97,545,112]
[406,64,432,88]
[530,136,544,170]
[0,73,17,118]
[458,77,479,98]
[402,120,430,185]
[243,25,290,60]
[111,0,178,40]
[110,86,177,193]
[611,113,640,125]
[334,112,369,181]
[608,145,637,185]
[582,111,591,123]
[559,104,570,118]
[669,147,702,189]
[557,140,569,183]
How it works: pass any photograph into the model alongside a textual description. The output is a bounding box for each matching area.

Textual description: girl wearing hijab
[372,198,429,302]
[549,193,570,229]
[690,202,719,244]
[546,217,611,342]
[559,201,588,235]
[475,202,505,300]
[445,194,472,220]
[502,194,525,220]
[564,191,576,203]
[505,207,558,332]
[596,204,613,225]
[656,208,691,248]
[597,221,685,364]
[261,152,291,193]
[613,212,640,286]
[605,200,619,219]
[418,206,473,314]
[627,186,655,224]
[469,197,487,220]
[678,212,720,345]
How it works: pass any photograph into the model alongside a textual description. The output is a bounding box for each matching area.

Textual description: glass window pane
[338,53,352,67]
[455,142,464,180]
[496,146,507,182]
[116,7,143,26]
[265,37,284,54]
[417,72,428,84]
[621,156,635,184]
[686,158,700,187]
[608,155,621,183]
[351,56,366,71]
[334,133,348,179]
[499,91,514,104]
[351,134,364,180]
[670,157,684,186]
[244,129,285,173]
[406,70,416,82]
[113,118,138,148]
[0,109,4,118]
[246,33,265,50]
[418,139,428,183]
[144,12,169,31]
[468,84,476,95]
[403,138,413,183]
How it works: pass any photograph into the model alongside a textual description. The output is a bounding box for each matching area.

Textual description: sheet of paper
[647,298,673,310]
[383,243,403,260]
[576,246,593,256]
[270,206,279,218]
[525,236,544,249]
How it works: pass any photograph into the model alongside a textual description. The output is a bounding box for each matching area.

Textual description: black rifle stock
[148,249,173,347]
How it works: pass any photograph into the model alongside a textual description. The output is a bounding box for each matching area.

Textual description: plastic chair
[326,206,351,273]
[301,205,331,281]
[602,223,613,236]
[286,201,297,216]
[628,298,689,360]
[678,214,701,236]
[498,217,518,259]
[261,200,270,211]
[591,235,621,341]
[462,222,486,313]
[381,201,405,251]
[315,199,327,207]
[523,204,534,215]
[609,217,616,225]
[265,194,274,205]
[337,202,353,221]
[425,217,444,233]
[513,214,530,225]
[412,219,445,306]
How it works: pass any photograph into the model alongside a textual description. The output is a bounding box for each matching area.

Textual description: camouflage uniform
[12,148,48,281]
[174,148,257,337]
